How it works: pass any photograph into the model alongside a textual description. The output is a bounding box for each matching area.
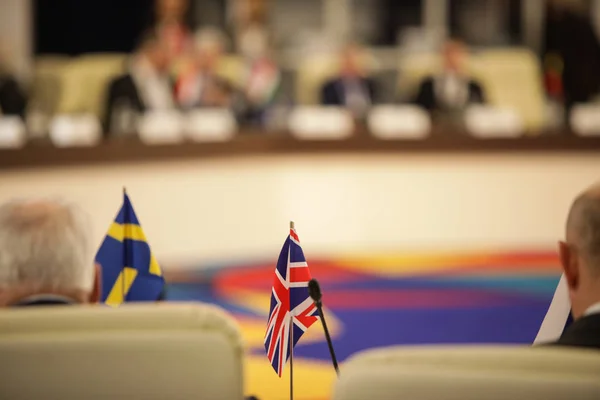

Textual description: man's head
[136,30,171,73]
[339,44,365,79]
[193,28,226,72]
[442,39,468,74]
[0,199,99,306]
[559,183,600,319]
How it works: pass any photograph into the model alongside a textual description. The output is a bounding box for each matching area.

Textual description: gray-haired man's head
[0,199,99,305]
[559,183,600,319]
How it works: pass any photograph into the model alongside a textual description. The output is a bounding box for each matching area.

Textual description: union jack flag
[264,226,318,376]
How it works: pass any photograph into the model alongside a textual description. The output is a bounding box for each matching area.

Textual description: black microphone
[308,279,339,375]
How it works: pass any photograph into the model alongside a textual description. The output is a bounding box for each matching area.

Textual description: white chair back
[288,106,354,140]
[570,104,600,136]
[332,345,600,400]
[0,303,245,400]
[368,105,431,139]
[184,109,237,142]
[137,110,185,145]
[49,114,102,147]
[0,116,27,148]
[464,105,524,138]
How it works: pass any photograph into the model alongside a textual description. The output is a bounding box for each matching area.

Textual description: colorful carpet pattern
[164,250,561,400]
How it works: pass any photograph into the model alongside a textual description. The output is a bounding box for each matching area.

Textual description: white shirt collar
[583,302,600,317]
[130,56,174,110]
[435,73,468,108]
[130,55,160,78]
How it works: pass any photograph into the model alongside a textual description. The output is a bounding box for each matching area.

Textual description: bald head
[566,184,600,275]
[0,199,94,293]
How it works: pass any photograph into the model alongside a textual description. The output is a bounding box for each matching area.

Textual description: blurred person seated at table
[414,39,486,115]
[544,0,600,116]
[553,182,600,349]
[240,36,284,126]
[104,30,175,134]
[0,199,100,307]
[0,54,27,119]
[321,43,378,119]
[152,0,193,61]
[175,28,243,112]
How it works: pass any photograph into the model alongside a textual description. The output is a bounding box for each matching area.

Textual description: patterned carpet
[164,250,561,400]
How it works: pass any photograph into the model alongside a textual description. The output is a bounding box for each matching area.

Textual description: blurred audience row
[107,27,488,127]
[2,0,600,141]
[0,33,491,137]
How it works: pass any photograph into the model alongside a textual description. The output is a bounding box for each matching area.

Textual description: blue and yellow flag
[95,191,164,306]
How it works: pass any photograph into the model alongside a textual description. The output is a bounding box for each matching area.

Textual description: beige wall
[0,153,598,268]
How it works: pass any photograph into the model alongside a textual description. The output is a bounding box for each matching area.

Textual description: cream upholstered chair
[0,303,245,400]
[332,345,600,400]
[296,53,340,105]
[55,53,128,118]
[474,48,545,133]
[30,55,71,115]
[398,52,442,101]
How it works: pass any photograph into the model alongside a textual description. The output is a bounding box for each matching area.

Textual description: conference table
[1,129,599,170]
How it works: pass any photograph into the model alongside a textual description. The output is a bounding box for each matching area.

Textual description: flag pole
[289,220,294,400]
[289,314,294,400]
[122,187,127,305]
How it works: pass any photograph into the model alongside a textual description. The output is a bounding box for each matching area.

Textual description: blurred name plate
[138,110,185,145]
[288,107,353,140]
[570,104,600,136]
[184,109,237,142]
[0,116,27,149]
[49,114,102,147]
[368,105,431,140]
[464,106,524,139]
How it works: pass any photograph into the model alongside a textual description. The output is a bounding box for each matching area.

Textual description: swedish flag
[95,191,164,306]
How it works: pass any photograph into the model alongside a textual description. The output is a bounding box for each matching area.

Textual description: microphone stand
[314,298,339,375]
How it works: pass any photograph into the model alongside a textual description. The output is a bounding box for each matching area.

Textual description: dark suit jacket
[414,76,485,112]
[544,10,600,109]
[554,313,600,350]
[0,75,27,118]
[321,77,377,106]
[104,74,146,133]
